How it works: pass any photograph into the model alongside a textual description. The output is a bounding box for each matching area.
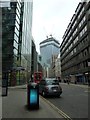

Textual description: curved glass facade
[40,37,60,67]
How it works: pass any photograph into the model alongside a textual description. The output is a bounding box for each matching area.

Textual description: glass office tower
[1,0,33,86]
[40,36,60,77]
[40,36,60,67]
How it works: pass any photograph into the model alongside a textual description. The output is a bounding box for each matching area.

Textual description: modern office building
[55,54,61,79]
[49,54,58,78]
[40,35,60,77]
[40,36,60,67]
[1,0,33,86]
[60,2,90,84]
[37,54,43,73]
[31,37,37,79]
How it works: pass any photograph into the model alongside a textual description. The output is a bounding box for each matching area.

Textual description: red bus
[34,72,42,84]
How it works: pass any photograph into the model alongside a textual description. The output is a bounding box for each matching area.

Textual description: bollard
[27,82,39,109]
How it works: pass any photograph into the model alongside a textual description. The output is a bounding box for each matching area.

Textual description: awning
[75,74,83,76]
[12,66,26,71]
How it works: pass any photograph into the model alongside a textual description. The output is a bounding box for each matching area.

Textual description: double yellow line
[40,95,72,120]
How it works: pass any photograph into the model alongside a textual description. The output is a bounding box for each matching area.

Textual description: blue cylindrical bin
[27,82,39,109]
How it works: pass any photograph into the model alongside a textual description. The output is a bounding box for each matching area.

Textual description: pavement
[0,83,89,119]
[1,85,64,119]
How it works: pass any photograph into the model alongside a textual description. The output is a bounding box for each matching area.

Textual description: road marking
[40,95,72,120]
[84,90,90,93]
[69,84,89,88]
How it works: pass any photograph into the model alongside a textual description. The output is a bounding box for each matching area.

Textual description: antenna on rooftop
[50,34,52,37]
[46,36,48,39]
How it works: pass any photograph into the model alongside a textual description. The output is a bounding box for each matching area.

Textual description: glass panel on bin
[30,89,37,104]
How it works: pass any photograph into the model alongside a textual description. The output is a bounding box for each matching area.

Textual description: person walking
[67,79,70,85]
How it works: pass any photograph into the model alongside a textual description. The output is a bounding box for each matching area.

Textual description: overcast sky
[32,0,81,54]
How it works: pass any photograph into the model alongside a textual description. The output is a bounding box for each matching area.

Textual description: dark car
[39,78,62,97]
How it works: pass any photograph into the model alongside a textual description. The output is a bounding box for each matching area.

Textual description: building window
[88,7,90,14]
[15,26,19,36]
[73,36,78,44]
[80,25,87,37]
[13,48,18,56]
[74,48,76,53]
[79,16,86,28]
[83,60,88,68]
[78,7,84,19]
[70,51,73,56]
[73,28,77,37]
[89,47,90,54]
[82,48,88,57]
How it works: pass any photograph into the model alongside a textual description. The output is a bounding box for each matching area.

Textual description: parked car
[39,78,62,97]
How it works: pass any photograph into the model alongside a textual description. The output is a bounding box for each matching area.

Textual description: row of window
[72,20,77,30]
[13,47,18,56]
[73,36,78,44]
[78,7,84,19]
[75,60,88,70]
[61,24,87,57]
[76,36,88,51]
[78,47,89,58]
[80,25,87,37]
[62,59,88,75]
[61,35,88,64]
[17,2,21,15]
[75,3,82,15]
[61,37,78,58]
[62,23,87,53]
[13,39,18,50]
[73,28,77,37]
[62,46,89,69]
[61,2,89,50]
[22,7,32,58]
[21,42,31,55]
[61,3,84,48]
[13,2,21,58]
[79,16,86,28]
[21,54,28,70]
[14,24,19,36]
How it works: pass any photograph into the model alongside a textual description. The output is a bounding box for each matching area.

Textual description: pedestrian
[67,79,70,84]
[75,81,77,84]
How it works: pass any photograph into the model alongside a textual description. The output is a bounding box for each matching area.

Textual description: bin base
[26,104,39,110]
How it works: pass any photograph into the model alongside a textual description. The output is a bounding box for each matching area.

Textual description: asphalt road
[45,83,89,119]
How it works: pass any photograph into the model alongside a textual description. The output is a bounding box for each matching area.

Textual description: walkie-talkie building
[40,36,60,77]
[40,36,60,66]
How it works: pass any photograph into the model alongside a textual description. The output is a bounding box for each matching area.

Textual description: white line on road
[40,95,72,120]
[68,83,88,89]
[84,90,90,93]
